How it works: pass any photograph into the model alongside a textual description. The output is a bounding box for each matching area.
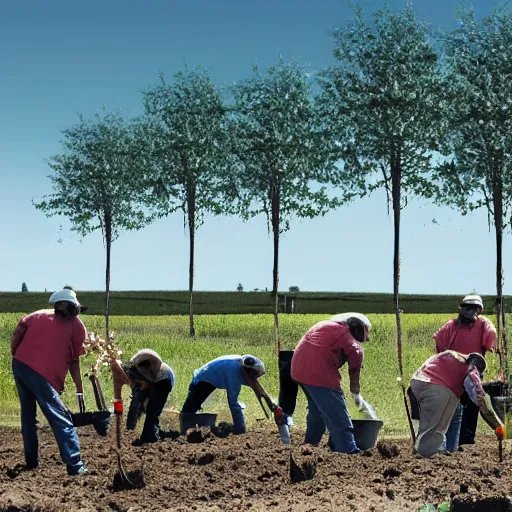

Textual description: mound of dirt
[211,422,234,439]
[289,451,316,483]
[186,427,211,443]
[111,468,145,491]
[377,440,401,459]
[0,425,511,511]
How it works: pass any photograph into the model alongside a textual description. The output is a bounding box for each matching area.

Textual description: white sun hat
[48,288,81,308]
[330,312,372,332]
[460,294,484,309]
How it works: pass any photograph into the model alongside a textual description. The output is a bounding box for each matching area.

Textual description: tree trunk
[187,181,196,338]
[271,186,281,356]
[391,162,403,378]
[493,178,508,379]
[391,159,416,444]
[104,211,112,342]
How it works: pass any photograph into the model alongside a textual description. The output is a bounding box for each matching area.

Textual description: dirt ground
[0,424,512,512]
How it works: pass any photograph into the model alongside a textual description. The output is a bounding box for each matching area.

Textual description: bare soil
[0,425,511,511]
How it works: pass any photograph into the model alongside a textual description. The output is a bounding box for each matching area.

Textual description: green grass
[0,312,503,436]
[0,290,508,315]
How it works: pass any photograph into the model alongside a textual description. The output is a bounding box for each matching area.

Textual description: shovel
[111,360,136,488]
[112,399,135,488]
[245,374,291,444]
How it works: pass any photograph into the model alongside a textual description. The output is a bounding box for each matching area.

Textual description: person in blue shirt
[181,354,266,434]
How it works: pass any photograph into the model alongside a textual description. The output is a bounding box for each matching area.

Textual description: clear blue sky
[1,0,508,295]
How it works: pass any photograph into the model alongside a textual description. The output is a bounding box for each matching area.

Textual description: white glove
[351,392,363,408]
[351,392,378,420]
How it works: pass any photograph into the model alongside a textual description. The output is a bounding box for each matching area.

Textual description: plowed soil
[0,425,511,512]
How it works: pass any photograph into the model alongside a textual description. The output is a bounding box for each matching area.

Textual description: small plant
[83,331,123,377]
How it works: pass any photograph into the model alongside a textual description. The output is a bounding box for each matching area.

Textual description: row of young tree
[35,4,512,433]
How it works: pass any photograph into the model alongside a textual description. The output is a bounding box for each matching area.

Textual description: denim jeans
[443,402,464,452]
[12,358,84,475]
[302,384,359,454]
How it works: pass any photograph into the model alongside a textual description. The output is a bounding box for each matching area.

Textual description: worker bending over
[291,313,377,454]
[410,350,501,458]
[181,354,267,435]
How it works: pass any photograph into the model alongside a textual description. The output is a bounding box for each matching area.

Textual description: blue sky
[1,0,508,295]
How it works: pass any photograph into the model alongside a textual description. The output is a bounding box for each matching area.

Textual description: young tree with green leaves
[34,111,152,340]
[436,6,512,378]
[320,4,447,441]
[142,68,234,337]
[229,60,344,353]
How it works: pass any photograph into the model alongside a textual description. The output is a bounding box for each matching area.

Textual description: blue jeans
[12,359,84,475]
[302,384,359,454]
[444,402,463,452]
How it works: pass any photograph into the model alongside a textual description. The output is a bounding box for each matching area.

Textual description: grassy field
[0,312,503,437]
[0,290,508,315]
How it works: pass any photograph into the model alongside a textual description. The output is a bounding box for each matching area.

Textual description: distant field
[0,312,504,436]
[0,290,506,316]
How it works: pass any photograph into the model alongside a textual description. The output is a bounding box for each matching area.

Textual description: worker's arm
[464,369,502,430]
[433,321,451,354]
[348,367,361,395]
[226,381,245,434]
[11,319,28,356]
[346,344,377,419]
[346,342,364,394]
[69,360,84,393]
[481,317,497,354]
[110,357,131,399]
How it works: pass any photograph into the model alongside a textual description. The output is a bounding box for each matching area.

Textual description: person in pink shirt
[410,350,501,458]
[11,287,88,476]
[434,294,496,450]
[291,313,376,453]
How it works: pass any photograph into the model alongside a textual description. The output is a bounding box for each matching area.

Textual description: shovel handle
[257,396,270,419]
[90,375,107,410]
[76,393,86,414]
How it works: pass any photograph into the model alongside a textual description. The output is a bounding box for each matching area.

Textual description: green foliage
[0,290,505,316]
[21,283,28,293]
[416,502,450,512]
[34,110,153,240]
[141,67,235,226]
[435,6,512,222]
[229,59,342,231]
[321,3,446,201]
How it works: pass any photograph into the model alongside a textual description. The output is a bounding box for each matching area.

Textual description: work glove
[351,392,378,420]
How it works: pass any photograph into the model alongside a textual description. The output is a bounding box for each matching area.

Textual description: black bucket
[483,381,510,423]
[352,419,384,450]
[71,410,111,436]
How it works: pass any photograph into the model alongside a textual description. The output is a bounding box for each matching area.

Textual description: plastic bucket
[489,396,512,429]
[71,410,111,436]
[352,419,384,450]
[179,412,217,435]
